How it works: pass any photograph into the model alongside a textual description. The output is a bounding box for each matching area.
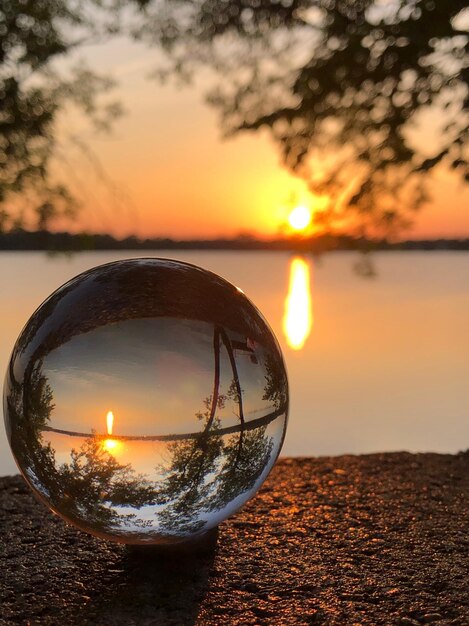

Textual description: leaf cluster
[135,0,469,236]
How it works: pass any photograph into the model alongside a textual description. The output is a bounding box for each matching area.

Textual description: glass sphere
[4,258,288,544]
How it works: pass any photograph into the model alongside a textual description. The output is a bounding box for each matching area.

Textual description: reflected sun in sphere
[103,410,122,453]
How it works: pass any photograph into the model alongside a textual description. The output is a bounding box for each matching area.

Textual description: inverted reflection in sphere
[4,259,288,544]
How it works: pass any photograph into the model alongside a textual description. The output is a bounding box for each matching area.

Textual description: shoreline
[2,230,469,253]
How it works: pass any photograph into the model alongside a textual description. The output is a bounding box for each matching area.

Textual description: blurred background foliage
[1,0,467,236]
[0,0,124,231]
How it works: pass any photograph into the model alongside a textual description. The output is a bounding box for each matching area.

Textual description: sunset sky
[55,36,469,240]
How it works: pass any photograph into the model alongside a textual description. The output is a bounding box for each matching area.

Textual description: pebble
[422,614,443,623]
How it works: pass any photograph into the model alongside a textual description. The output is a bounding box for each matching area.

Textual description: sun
[288,206,312,232]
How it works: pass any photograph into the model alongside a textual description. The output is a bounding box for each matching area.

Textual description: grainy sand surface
[1,453,468,625]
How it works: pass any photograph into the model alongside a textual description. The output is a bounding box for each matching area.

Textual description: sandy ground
[1,452,468,625]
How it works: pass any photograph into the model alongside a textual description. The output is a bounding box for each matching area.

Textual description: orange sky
[54,37,469,240]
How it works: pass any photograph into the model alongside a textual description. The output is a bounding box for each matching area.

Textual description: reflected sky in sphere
[4,258,288,544]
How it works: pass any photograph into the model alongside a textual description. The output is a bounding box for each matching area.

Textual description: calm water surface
[1,250,468,475]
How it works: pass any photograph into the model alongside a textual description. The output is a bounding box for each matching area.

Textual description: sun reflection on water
[283,256,313,350]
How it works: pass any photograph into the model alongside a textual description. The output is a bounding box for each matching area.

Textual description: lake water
[1,250,468,476]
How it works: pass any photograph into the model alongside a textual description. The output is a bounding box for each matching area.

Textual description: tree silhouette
[205,425,274,513]
[153,325,285,536]
[3,2,467,235]
[153,404,277,537]
[8,361,58,494]
[5,360,159,537]
[262,351,289,412]
[134,0,468,236]
[0,0,124,230]
[57,436,157,534]
[152,325,231,535]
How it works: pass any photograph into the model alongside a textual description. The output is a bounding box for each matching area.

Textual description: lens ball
[4,258,288,544]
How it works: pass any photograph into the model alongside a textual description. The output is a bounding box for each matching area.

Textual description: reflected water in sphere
[3,259,288,544]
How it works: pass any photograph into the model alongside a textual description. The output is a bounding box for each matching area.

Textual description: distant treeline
[1,230,469,252]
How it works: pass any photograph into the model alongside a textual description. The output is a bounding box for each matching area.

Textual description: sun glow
[288,206,312,232]
[103,438,119,451]
[283,257,313,350]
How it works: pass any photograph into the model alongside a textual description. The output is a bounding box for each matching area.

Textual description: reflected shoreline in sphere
[4,258,288,544]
